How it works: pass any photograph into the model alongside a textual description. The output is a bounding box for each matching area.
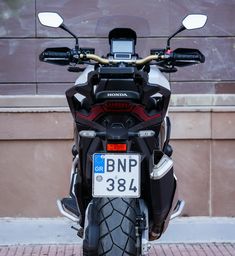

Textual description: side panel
[75,66,95,85]
[148,66,170,90]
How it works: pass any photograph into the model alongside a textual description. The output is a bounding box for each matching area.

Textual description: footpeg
[71,225,84,238]
[57,197,80,222]
[170,200,185,220]
[62,197,80,216]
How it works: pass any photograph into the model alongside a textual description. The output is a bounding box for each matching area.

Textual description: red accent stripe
[76,105,104,121]
[75,102,161,121]
[132,105,161,121]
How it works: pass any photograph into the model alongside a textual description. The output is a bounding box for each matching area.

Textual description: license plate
[92,153,140,197]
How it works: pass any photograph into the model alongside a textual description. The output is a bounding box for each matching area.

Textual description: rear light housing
[76,101,161,122]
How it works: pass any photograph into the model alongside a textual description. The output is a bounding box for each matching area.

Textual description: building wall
[0,0,235,95]
[0,0,235,217]
[0,103,234,217]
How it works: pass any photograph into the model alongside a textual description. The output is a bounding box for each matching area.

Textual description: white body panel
[148,66,171,146]
[75,65,170,91]
[148,66,170,91]
[75,65,95,85]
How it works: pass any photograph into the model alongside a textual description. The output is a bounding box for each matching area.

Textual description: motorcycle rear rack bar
[170,200,185,220]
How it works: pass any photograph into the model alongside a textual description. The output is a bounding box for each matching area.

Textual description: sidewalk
[1,217,235,245]
[0,217,235,255]
[0,244,235,256]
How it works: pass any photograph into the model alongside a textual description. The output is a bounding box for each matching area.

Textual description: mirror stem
[166,25,185,49]
[60,24,79,50]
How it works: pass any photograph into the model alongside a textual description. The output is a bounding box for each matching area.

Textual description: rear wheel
[97,197,139,256]
[83,197,141,256]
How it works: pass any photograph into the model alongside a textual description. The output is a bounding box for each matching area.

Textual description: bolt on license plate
[92,153,140,197]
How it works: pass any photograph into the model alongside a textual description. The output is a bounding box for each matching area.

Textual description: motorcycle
[38,12,207,256]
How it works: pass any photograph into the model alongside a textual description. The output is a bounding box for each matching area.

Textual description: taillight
[104,102,133,112]
[107,143,127,152]
[76,101,161,121]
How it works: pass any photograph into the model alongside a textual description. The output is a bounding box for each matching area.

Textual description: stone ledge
[0,95,234,140]
[0,94,234,111]
[0,95,68,108]
[0,111,234,140]
[0,107,69,113]
[1,106,235,114]
[170,94,235,107]
[0,112,73,140]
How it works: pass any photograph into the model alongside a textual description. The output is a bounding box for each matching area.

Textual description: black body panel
[65,67,174,231]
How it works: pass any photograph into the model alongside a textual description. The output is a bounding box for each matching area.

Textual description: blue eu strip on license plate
[93,154,105,173]
[92,153,140,198]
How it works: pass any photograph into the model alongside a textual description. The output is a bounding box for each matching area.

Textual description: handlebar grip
[172,52,205,63]
[39,51,71,61]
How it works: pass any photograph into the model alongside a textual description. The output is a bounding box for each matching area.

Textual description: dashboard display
[111,40,134,54]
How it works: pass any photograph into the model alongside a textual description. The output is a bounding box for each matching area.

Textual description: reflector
[107,144,127,152]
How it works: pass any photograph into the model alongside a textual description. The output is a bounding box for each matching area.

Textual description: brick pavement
[0,244,235,256]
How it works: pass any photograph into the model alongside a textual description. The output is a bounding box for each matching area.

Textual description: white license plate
[92,153,140,197]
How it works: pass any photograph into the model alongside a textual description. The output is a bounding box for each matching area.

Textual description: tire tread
[97,198,137,256]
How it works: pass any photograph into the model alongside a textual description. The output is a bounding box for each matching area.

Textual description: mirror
[38,12,63,28]
[182,14,207,30]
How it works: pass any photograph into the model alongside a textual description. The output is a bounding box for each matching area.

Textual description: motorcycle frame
[65,65,178,237]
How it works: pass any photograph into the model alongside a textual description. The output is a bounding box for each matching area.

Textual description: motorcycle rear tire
[97,197,139,256]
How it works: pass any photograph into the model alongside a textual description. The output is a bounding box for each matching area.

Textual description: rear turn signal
[107,143,127,152]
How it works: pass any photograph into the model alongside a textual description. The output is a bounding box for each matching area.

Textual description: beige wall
[0,103,234,217]
[0,111,73,217]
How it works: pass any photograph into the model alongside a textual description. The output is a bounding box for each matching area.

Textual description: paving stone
[0,244,234,255]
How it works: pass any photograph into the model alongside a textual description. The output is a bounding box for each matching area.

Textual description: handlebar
[79,53,165,65]
[40,51,165,65]
[39,48,205,66]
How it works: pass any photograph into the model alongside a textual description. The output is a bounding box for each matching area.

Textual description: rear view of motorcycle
[38,12,207,255]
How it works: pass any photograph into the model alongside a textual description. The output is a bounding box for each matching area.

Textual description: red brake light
[104,102,132,111]
[107,143,127,152]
